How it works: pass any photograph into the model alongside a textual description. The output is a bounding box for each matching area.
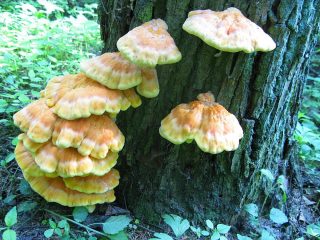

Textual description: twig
[43,209,108,237]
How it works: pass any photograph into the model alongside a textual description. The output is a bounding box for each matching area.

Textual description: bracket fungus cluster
[159,92,243,154]
[13,7,275,207]
[13,18,181,208]
[183,8,276,53]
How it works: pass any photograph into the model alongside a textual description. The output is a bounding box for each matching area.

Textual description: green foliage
[72,207,89,223]
[44,218,70,239]
[162,214,190,237]
[150,233,173,240]
[306,223,320,238]
[4,207,17,227]
[102,215,132,235]
[1,206,17,240]
[269,208,288,225]
[0,0,101,125]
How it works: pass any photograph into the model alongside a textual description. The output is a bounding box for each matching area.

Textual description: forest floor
[0,1,319,240]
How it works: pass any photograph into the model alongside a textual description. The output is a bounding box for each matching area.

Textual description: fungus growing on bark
[136,68,159,98]
[117,19,182,67]
[123,88,143,108]
[52,115,124,159]
[24,174,116,207]
[182,8,276,53]
[63,169,120,194]
[41,73,140,120]
[159,92,243,154]
[15,140,57,178]
[34,140,118,177]
[13,99,57,143]
[80,52,144,90]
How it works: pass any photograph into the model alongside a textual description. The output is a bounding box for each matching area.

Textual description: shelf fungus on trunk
[182,7,276,53]
[33,139,118,177]
[52,115,125,159]
[117,19,182,67]
[80,52,143,90]
[63,169,120,194]
[41,73,141,120]
[15,140,57,178]
[24,174,116,207]
[13,99,57,143]
[159,92,243,154]
[136,68,160,98]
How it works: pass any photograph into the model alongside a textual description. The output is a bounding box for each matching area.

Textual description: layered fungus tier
[12,18,181,208]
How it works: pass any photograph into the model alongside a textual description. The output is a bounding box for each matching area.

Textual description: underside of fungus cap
[42,73,132,120]
[63,169,120,194]
[159,92,243,154]
[13,99,57,143]
[159,101,204,144]
[52,115,125,159]
[80,52,143,90]
[34,141,118,177]
[117,19,182,67]
[24,174,116,207]
[123,89,142,108]
[15,140,57,178]
[182,8,276,53]
[136,68,160,98]
[194,101,244,154]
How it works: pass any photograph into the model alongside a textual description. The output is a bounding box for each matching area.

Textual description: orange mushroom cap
[15,140,57,177]
[34,140,118,177]
[63,169,120,194]
[159,92,243,154]
[52,114,125,159]
[13,99,57,143]
[136,68,160,98]
[24,174,116,207]
[80,52,144,90]
[182,8,276,53]
[117,19,182,67]
[42,73,141,120]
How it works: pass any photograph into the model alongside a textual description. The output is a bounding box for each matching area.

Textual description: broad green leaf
[149,233,173,240]
[54,228,62,236]
[162,214,190,237]
[44,229,54,238]
[306,224,320,237]
[11,137,19,146]
[103,215,131,235]
[28,69,35,79]
[206,219,214,229]
[19,180,33,195]
[260,169,275,182]
[244,203,259,217]
[220,236,228,240]
[3,229,16,240]
[18,94,30,103]
[295,238,304,240]
[72,206,88,222]
[49,219,56,229]
[107,231,128,240]
[211,231,220,240]
[5,153,15,163]
[260,230,275,240]
[5,206,17,227]
[201,230,210,236]
[237,234,253,240]
[0,99,8,107]
[217,224,231,234]
[58,220,68,229]
[269,208,288,225]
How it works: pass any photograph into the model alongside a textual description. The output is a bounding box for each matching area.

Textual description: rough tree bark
[99,0,320,225]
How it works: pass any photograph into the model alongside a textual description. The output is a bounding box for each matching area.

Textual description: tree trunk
[99,0,320,224]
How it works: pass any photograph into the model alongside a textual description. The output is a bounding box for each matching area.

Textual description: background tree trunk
[99,0,320,224]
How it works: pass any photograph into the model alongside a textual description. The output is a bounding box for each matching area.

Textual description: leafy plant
[269,208,288,225]
[72,207,89,223]
[44,219,71,239]
[1,206,17,240]
[162,214,190,237]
